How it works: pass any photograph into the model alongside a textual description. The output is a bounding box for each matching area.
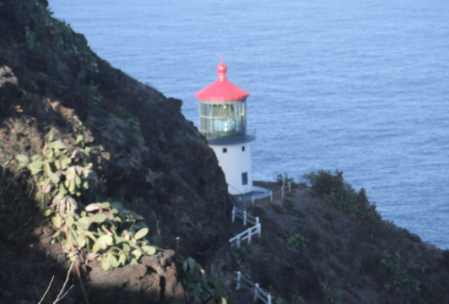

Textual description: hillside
[232,177,449,304]
[1,0,230,303]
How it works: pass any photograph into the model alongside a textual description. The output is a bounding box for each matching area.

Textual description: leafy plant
[230,247,251,279]
[304,170,381,221]
[16,131,92,209]
[379,250,421,294]
[181,258,227,304]
[320,279,342,304]
[17,131,156,270]
[22,0,98,72]
[283,229,308,250]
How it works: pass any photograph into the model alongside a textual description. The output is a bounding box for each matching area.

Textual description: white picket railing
[235,271,272,304]
[230,207,261,247]
[232,207,259,226]
[229,224,261,247]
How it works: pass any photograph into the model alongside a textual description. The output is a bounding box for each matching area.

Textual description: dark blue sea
[50,0,449,249]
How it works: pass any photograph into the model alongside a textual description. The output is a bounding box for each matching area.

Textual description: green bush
[320,279,342,304]
[304,170,381,221]
[283,229,308,250]
[22,0,98,72]
[379,250,421,294]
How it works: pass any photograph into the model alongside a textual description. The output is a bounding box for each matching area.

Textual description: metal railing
[235,271,272,304]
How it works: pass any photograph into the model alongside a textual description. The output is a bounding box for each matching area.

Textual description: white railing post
[236,271,241,290]
[248,229,252,244]
[243,211,247,226]
[237,235,241,248]
[267,294,272,304]
[254,283,259,303]
[270,193,273,202]
[232,207,236,223]
[256,218,261,237]
[282,186,284,197]
[252,196,254,206]
[289,181,291,192]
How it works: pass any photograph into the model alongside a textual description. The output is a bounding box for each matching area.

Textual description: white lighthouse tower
[196,59,255,195]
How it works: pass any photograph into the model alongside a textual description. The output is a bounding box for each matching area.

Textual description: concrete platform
[233,185,272,202]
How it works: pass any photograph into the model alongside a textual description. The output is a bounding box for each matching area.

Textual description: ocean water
[50,0,449,249]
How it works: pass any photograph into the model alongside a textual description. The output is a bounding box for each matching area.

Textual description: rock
[409,233,422,243]
[86,250,185,303]
[1,290,12,299]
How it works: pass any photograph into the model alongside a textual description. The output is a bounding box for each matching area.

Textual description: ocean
[50,0,449,249]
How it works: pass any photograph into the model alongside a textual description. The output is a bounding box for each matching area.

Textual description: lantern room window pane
[199,101,247,140]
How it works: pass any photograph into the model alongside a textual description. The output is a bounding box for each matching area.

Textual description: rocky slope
[0,0,230,303]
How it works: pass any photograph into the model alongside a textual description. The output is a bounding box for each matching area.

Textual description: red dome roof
[195,60,249,102]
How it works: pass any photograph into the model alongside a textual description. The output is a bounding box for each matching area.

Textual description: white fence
[230,207,261,247]
[235,271,272,304]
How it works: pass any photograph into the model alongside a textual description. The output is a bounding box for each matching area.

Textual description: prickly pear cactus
[16,131,157,270]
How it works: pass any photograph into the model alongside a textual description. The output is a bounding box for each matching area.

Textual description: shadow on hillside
[0,231,186,304]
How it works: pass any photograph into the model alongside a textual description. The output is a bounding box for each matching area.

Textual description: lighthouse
[196,59,255,195]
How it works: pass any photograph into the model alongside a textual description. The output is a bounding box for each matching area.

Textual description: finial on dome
[217,55,227,81]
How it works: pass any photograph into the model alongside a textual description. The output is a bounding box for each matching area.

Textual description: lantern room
[199,101,247,141]
[196,60,253,143]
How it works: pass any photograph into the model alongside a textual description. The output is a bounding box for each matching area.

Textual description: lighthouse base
[209,142,253,195]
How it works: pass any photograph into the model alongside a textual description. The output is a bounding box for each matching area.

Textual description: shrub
[320,279,342,304]
[379,250,421,294]
[304,170,381,221]
[283,229,308,250]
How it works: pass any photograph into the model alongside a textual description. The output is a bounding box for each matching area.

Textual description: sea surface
[50,0,449,249]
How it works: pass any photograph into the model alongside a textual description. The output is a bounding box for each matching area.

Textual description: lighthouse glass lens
[199,101,246,140]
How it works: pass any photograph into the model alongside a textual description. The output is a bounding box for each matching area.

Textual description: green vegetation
[304,170,381,221]
[230,247,251,279]
[181,258,227,304]
[16,131,156,270]
[320,279,342,304]
[22,0,97,71]
[379,249,421,294]
[283,229,308,250]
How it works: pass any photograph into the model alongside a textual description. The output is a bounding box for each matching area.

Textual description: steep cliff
[0,0,231,303]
